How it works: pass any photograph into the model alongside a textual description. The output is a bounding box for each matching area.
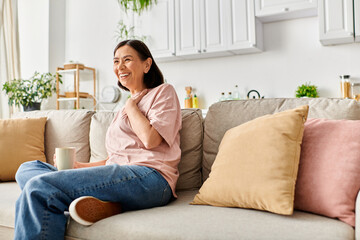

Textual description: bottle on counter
[352,82,360,101]
[226,92,233,100]
[233,85,240,100]
[192,94,199,108]
[219,92,226,101]
[340,75,351,99]
[185,86,193,108]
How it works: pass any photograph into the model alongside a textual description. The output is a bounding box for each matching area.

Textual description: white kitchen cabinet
[228,0,263,54]
[174,0,201,56]
[199,0,231,55]
[134,0,176,60]
[175,0,262,58]
[318,0,354,45]
[133,0,262,60]
[355,0,360,42]
[255,0,318,22]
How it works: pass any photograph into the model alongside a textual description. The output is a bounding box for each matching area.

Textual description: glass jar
[340,75,351,99]
[219,92,225,101]
[352,82,360,101]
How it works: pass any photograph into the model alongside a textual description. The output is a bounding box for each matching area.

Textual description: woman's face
[113,45,152,94]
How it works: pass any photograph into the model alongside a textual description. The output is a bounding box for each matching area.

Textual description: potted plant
[115,20,147,42]
[2,71,62,111]
[114,0,156,41]
[295,83,319,98]
[117,0,157,14]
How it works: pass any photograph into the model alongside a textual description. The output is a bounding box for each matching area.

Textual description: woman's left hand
[73,159,108,169]
[73,160,82,169]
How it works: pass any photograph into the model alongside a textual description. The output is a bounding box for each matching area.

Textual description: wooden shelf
[56,64,96,110]
[57,97,94,102]
[57,68,93,74]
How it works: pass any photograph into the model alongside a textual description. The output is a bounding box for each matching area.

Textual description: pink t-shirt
[105,83,182,197]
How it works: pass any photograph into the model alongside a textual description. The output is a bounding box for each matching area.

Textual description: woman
[14,39,182,240]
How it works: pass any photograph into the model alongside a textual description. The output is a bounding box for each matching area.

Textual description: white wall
[18,0,49,78]
[49,0,65,74]
[18,1,360,109]
[65,0,120,94]
[18,0,65,78]
[18,0,66,110]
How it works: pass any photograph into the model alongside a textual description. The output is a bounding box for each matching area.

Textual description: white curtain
[0,0,21,119]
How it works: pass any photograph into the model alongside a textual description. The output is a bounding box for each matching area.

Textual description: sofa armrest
[356,190,360,239]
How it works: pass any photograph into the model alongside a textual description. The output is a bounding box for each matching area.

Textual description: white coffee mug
[55,147,76,170]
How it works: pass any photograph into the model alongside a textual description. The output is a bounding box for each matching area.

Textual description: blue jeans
[14,160,172,240]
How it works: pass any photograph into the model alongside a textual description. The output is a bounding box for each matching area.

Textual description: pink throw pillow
[295,118,360,226]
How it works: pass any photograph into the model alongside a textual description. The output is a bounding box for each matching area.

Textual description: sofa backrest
[202,98,360,182]
[17,98,360,190]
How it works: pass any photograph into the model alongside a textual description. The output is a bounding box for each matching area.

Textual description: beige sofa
[1,98,359,239]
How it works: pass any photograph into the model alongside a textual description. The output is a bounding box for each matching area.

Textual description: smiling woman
[113,45,151,94]
[14,39,182,239]
[113,39,164,93]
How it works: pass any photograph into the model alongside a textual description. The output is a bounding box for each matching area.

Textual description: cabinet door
[228,0,263,54]
[355,0,360,42]
[318,0,353,45]
[255,0,318,22]
[134,0,175,59]
[200,0,229,54]
[175,0,201,56]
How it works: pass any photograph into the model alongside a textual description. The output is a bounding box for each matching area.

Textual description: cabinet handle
[198,50,201,53]
[283,8,289,11]
[172,52,176,56]
[203,49,207,53]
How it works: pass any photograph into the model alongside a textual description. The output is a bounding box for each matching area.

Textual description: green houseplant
[115,20,147,42]
[117,0,157,14]
[2,71,62,111]
[295,83,319,98]
[114,0,156,41]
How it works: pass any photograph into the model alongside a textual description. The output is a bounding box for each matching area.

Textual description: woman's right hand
[124,89,148,114]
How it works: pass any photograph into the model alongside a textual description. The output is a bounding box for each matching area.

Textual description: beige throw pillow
[192,105,309,215]
[0,117,47,181]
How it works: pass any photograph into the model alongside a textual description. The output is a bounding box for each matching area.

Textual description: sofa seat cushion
[66,191,354,240]
[0,182,21,229]
[0,180,355,240]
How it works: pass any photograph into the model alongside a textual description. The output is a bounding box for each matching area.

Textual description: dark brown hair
[113,39,164,91]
